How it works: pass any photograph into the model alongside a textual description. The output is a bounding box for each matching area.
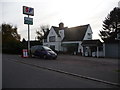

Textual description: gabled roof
[52,26,68,37]
[63,24,89,41]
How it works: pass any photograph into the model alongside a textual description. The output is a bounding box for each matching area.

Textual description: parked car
[31,45,57,59]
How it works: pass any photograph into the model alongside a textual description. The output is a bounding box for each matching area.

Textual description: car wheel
[43,55,47,59]
[53,57,57,60]
[31,54,35,58]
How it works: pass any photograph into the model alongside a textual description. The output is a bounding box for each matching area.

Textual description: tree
[36,25,50,42]
[2,23,21,42]
[99,7,120,41]
[1,23,22,54]
[22,38,26,42]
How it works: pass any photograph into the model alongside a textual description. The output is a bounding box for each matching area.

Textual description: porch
[81,40,103,57]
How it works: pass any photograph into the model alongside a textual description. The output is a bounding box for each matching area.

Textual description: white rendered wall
[59,30,64,40]
[43,27,62,51]
[83,25,93,40]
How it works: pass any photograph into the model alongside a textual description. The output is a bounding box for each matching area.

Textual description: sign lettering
[24,17,33,25]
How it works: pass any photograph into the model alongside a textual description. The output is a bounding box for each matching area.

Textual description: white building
[43,22,93,54]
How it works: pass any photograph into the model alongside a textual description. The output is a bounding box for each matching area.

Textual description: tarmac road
[2,54,119,88]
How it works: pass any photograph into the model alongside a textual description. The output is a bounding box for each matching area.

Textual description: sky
[0,0,120,41]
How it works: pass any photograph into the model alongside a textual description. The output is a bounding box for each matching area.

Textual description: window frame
[49,36,55,42]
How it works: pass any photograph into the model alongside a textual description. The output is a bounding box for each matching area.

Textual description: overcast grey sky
[0,0,120,41]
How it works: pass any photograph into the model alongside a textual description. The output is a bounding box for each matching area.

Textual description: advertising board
[23,6,34,16]
[24,17,33,25]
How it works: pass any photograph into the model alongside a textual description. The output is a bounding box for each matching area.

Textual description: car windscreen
[31,46,38,53]
[43,46,52,51]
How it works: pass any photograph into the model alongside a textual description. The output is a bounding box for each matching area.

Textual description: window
[87,33,92,39]
[49,36,55,42]
[87,33,91,36]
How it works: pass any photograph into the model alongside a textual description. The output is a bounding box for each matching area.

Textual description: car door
[35,46,45,57]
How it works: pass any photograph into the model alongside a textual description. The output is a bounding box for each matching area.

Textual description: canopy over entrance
[81,40,102,47]
[61,43,79,47]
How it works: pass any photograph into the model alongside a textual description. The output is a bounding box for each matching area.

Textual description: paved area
[3,54,119,85]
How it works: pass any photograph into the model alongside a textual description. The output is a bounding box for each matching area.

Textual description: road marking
[11,59,120,87]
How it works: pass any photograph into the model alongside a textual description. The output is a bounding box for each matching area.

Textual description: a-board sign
[23,6,34,16]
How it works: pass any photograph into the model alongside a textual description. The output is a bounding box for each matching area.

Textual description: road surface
[2,54,119,88]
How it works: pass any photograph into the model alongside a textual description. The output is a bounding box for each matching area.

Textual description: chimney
[59,22,64,29]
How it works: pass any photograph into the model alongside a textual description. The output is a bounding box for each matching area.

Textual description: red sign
[22,49,28,58]
[23,6,34,16]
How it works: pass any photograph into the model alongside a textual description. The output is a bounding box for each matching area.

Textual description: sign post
[28,15,30,56]
[23,6,34,56]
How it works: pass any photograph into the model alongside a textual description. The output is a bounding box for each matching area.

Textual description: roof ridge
[52,26,58,28]
[52,24,89,29]
[68,24,89,29]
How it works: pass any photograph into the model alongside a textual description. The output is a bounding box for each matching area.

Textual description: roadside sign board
[24,17,33,25]
[23,6,34,16]
[23,6,34,56]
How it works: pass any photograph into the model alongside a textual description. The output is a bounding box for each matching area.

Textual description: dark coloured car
[31,45,57,59]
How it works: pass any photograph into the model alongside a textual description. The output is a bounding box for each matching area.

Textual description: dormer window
[59,30,64,40]
[87,33,92,39]
[87,33,91,36]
